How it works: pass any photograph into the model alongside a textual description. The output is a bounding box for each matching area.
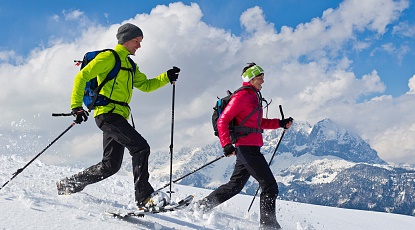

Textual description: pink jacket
[217,82,281,147]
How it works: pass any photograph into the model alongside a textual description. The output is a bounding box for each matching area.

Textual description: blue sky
[1,0,415,164]
[1,0,345,53]
[1,0,414,97]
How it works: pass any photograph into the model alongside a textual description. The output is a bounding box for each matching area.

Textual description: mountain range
[1,118,414,216]
[146,118,415,216]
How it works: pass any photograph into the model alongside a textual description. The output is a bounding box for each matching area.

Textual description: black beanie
[116,23,143,44]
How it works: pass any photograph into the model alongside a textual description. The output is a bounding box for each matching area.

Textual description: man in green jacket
[57,23,180,208]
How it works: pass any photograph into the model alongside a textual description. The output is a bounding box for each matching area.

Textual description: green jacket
[71,44,170,119]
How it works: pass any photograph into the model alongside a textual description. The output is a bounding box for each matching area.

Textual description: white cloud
[371,124,415,163]
[408,75,415,94]
[329,0,408,34]
[380,43,410,63]
[49,14,60,22]
[0,1,414,165]
[392,21,415,37]
[63,9,85,21]
[240,6,276,35]
[0,50,20,64]
[298,69,385,104]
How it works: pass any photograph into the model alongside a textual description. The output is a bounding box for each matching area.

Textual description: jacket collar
[114,44,131,58]
[242,82,259,91]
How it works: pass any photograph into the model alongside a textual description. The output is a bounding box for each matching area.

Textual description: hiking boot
[192,198,213,214]
[137,191,170,211]
[259,220,281,230]
[136,196,151,211]
[56,177,86,195]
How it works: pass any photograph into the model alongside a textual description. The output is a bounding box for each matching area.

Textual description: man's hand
[167,66,180,83]
[71,107,89,124]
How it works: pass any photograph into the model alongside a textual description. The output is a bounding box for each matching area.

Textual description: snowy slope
[1,155,414,230]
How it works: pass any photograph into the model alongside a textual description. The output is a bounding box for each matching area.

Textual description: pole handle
[279,105,284,120]
[52,112,73,117]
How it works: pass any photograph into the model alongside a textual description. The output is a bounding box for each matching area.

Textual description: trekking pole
[0,122,75,191]
[167,81,176,199]
[156,155,225,191]
[247,105,286,212]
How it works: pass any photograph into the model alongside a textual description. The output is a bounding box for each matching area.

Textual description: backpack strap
[124,57,137,73]
[88,49,121,110]
[234,85,262,127]
[118,57,137,128]
[232,86,264,140]
[120,59,136,72]
[115,57,137,91]
[124,57,136,89]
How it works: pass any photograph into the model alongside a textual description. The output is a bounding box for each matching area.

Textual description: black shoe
[259,222,281,230]
[136,196,151,210]
[56,177,85,195]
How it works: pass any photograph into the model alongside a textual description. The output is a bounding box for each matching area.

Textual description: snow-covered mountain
[146,119,415,216]
[272,119,385,164]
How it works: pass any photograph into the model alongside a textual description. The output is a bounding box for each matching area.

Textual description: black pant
[69,113,154,204]
[203,146,279,226]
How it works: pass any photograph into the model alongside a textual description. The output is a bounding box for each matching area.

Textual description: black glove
[167,66,180,83]
[279,117,293,129]
[71,107,89,124]
[223,144,236,157]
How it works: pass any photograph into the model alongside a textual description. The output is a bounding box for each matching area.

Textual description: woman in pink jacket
[198,63,293,230]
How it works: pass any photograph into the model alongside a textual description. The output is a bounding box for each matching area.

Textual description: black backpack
[212,86,264,143]
[75,49,136,111]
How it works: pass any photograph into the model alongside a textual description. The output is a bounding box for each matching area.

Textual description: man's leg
[94,113,154,205]
[57,114,126,195]
[132,147,154,206]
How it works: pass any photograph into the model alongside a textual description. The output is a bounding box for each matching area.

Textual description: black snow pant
[68,113,154,205]
[203,146,279,226]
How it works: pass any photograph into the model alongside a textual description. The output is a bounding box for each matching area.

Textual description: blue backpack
[76,49,136,110]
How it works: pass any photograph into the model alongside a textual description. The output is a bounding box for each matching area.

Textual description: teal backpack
[211,86,264,143]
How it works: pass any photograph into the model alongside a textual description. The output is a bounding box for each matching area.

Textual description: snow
[1,155,414,230]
